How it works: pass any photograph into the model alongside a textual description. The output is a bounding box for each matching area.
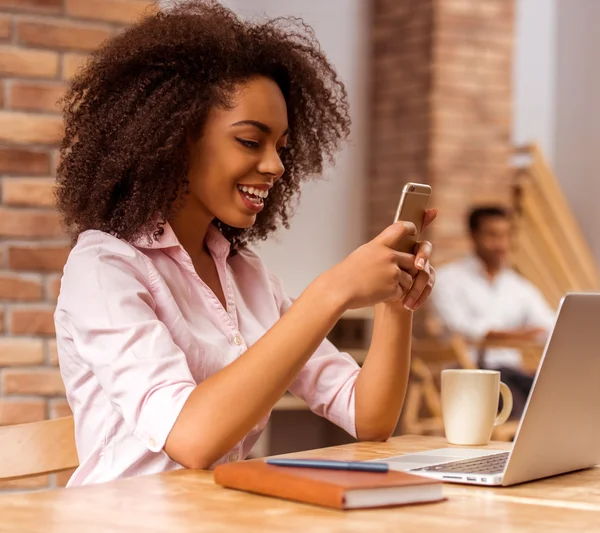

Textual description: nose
[257,148,285,181]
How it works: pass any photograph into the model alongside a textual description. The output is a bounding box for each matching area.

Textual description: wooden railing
[512,144,599,308]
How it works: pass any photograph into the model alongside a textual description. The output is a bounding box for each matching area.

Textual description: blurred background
[0,0,598,490]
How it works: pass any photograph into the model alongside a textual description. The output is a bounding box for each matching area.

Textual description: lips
[237,184,266,213]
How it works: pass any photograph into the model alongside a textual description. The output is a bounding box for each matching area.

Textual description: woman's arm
[353,304,413,441]
[165,275,346,468]
[165,221,420,469]
[354,211,436,441]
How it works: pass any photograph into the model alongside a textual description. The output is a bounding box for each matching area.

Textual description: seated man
[431,206,556,417]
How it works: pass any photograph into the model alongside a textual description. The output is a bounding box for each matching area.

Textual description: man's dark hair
[468,206,509,233]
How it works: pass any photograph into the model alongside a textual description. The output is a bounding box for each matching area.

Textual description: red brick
[0,14,10,41]
[0,338,44,366]
[438,11,512,38]
[0,208,63,239]
[8,244,70,271]
[0,273,43,301]
[0,147,51,175]
[0,0,62,14]
[3,368,65,395]
[0,45,59,78]
[0,399,46,425]
[47,275,61,302]
[61,52,89,80]
[0,475,50,489]
[8,81,65,113]
[10,306,56,336]
[0,111,63,145]
[49,398,71,418]
[55,468,76,488]
[46,338,58,365]
[65,0,157,24]
[17,19,112,52]
[2,178,56,208]
[0,308,4,333]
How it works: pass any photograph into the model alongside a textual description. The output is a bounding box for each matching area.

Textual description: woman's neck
[169,200,214,258]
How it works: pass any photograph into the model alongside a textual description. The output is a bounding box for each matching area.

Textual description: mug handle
[494,382,513,426]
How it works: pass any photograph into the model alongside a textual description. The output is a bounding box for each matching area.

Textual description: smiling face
[185,76,289,229]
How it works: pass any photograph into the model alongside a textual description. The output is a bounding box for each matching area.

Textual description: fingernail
[404,299,414,310]
[416,258,425,269]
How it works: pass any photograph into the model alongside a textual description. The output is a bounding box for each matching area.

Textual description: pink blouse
[54,222,360,486]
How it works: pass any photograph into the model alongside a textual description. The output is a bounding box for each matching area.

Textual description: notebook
[213,459,445,510]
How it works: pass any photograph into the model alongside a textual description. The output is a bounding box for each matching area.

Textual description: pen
[265,458,389,473]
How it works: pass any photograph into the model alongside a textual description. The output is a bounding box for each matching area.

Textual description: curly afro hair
[55,0,351,250]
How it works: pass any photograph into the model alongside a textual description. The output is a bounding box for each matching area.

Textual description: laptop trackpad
[370,448,504,471]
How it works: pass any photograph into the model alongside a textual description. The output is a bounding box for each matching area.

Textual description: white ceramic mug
[441,369,513,446]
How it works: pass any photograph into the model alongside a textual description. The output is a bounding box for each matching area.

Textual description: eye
[277,145,289,156]
[236,138,260,149]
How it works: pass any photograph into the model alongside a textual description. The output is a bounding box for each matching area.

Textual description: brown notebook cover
[213,460,445,510]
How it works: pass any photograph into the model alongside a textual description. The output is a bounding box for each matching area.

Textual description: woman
[54,0,436,486]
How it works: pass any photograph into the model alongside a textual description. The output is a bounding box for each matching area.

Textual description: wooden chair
[0,416,79,481]
[401,334,475,436]
[402,334,544,442]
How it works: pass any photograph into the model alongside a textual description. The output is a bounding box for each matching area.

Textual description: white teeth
[237,185,269,200]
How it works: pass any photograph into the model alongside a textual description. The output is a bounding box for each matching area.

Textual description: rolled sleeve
[268,273,360,438]
[135,382,195,452]
[56,234,197,453]
[289,339,360,438]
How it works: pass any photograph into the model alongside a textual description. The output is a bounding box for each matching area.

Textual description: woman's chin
[217,211,257,229]
[214,196,261,229]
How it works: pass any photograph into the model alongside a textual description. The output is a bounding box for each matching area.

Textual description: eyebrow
[230,120,289,137]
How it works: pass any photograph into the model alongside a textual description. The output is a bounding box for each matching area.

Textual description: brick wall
[368,0,515,266]
[0,0,155,491]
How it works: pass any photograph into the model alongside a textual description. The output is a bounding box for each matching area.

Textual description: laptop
[370,292,600,486]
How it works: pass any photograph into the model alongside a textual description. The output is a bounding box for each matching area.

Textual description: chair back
[0,416,78,481]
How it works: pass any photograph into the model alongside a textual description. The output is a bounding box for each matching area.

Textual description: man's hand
[486,327,547,342]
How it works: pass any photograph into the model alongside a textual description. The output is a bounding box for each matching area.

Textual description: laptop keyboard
[412,451,510,475]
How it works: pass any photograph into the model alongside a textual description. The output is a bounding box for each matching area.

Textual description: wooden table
[1,435,599,532]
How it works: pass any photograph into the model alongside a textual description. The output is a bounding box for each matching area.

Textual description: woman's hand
[324,208,437,311]
[398,208,437,311]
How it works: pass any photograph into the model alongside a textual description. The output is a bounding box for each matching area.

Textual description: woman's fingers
[403,263,435,310]
[413,240,432,270]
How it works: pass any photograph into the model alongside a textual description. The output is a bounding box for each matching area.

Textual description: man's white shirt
[431,255,556,369]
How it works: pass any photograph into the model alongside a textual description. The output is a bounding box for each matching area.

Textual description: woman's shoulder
[73,229,142,255]
[63,229,152,285]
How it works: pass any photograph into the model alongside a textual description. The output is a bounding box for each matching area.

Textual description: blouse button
[233,334,243,346]
[229,453,239,462]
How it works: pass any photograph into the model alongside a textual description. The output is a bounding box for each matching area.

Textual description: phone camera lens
[409,186,415,192]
